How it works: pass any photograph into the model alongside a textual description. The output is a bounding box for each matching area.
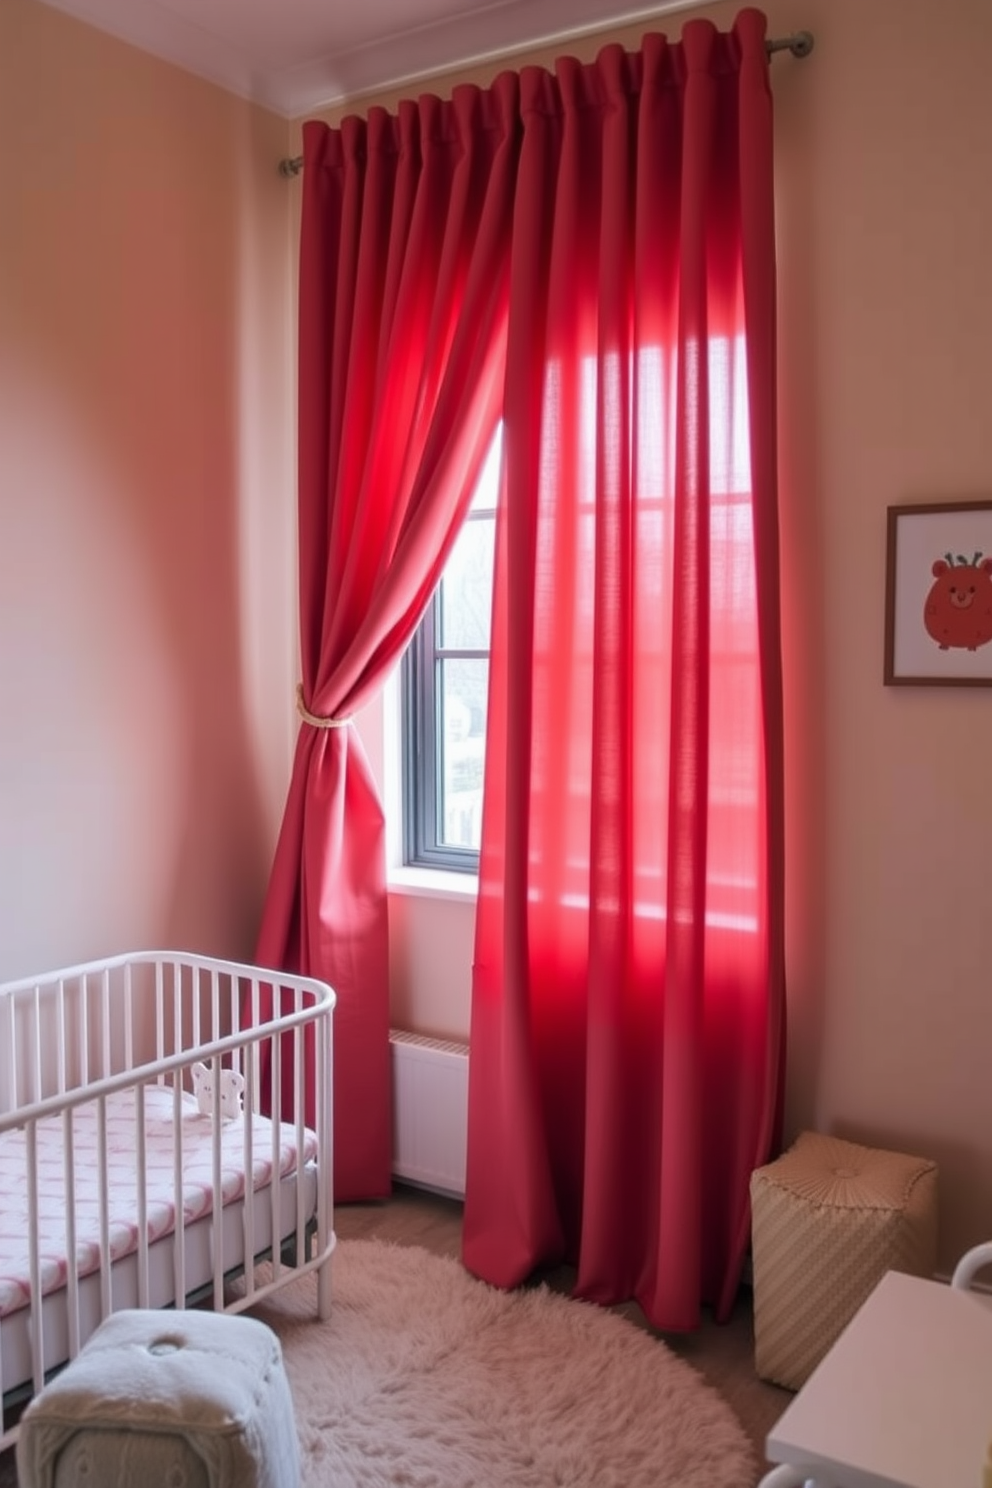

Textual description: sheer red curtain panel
[463,9,786,1328]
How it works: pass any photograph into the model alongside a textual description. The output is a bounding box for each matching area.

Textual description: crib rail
[0,950,335,1451]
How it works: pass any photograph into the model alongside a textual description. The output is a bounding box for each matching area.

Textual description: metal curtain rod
[278,29,814,178]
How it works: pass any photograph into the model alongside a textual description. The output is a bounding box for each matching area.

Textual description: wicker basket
[750,1131,938,1390]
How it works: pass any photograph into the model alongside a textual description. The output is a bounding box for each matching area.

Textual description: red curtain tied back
[255,80,517,1198]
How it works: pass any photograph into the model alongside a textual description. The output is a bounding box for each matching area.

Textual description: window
[402,333,755,903]
[402,431,501,872]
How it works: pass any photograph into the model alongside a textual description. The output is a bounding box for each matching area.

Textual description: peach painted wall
[313,0,992,1270]
[0,0,297,979]
[2,0,989,1273]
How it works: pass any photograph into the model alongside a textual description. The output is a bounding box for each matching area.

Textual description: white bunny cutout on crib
[190,1061,245,1121]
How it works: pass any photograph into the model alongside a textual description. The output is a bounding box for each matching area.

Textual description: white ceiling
[40,0,700,119]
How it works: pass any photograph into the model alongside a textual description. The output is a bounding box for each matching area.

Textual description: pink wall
[0,0,298,977]
[771,0,992,1275]
[3,0,990,1273]
[344,0,992,1271]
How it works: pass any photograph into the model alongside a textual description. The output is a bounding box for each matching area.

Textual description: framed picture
[884,500,992,686]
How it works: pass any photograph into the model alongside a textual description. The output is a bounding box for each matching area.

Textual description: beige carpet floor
[253,1237,760,1485]
[333,1185,791,1470]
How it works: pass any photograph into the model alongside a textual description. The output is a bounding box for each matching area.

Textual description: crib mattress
[0,1086,317,1319]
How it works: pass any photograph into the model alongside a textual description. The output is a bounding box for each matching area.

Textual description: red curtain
[463,10,785,1327]
[255,94,517,1198]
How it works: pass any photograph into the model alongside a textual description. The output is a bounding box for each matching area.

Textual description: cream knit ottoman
[750,1131,937,1390]
[16,1308,299,1488]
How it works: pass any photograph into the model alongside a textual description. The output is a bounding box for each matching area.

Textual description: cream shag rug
[250,1239,758,1488]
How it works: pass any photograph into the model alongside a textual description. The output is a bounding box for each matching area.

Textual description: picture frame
[884,500,992,686]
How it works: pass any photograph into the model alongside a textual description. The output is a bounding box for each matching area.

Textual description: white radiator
[390,1029,469,1199]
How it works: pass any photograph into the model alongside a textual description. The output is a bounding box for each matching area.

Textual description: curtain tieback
[296,683,353,729]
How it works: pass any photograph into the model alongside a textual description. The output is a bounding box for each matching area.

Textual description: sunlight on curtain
[525,335,758,936]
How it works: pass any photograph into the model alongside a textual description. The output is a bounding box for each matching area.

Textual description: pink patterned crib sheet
[0,1085,317,1318]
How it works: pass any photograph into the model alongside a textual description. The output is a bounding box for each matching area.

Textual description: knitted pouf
[750,1131,937,1390]
[16,1308,299,1488]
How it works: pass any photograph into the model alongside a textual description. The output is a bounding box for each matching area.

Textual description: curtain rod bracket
[767,30,814,59]
[277,27,814,177]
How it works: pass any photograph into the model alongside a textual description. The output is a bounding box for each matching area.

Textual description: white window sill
[387,866,479,903]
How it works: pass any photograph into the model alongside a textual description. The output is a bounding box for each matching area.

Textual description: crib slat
[97,1095,111,1321]
[229,976,239,1064]
[32,986,42,1105]
[250,978,261,1112]
[155,960,165,1073]
[241,1051,256,1303]
[124,963,134,1075]
[5,994,14,1112]
[63,1107,80,1363]
[56,979,67,1097]
[270,1028,282,1283]
[210,969,220,1047]
[295,1016,305,1261]
[136,1082,149,1308]
[211,1051,224,1312]
[100,969,111,1081]
[172,962,183,1070]
[316,984,334,1320]
[80,974,89,1090]
[172,1073,186,1308]
[26,1121,44,1396]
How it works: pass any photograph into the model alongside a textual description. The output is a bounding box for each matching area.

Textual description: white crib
[0,950,335,1450]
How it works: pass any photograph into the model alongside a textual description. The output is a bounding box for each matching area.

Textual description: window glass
[402,430,501,870]
[438,522,494,650]
[438,657,488,850]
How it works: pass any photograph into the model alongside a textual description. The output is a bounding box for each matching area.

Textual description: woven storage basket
[750,1131,937,1390]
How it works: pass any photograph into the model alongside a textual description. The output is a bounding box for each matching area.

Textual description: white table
[760,1269,992,1488]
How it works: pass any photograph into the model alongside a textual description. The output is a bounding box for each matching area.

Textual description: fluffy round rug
[250,1239,758,1487]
